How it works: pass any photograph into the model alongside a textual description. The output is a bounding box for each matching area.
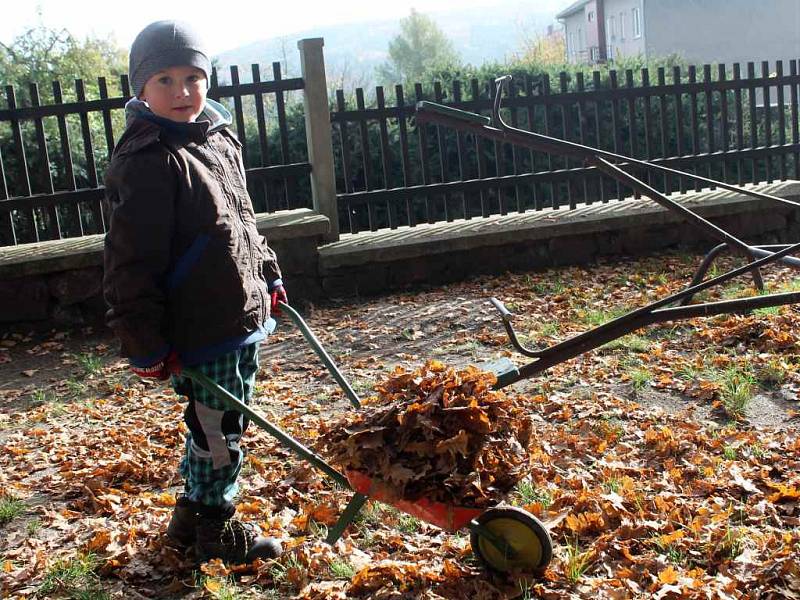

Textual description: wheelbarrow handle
[180,367,351,489]
[277,301,362,409]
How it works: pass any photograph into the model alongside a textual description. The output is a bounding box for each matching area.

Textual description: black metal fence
[331,60,800,234]
[0,63,310,246]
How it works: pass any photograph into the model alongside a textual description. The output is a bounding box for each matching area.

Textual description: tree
[376,9,461,87]
[0,11,128,244]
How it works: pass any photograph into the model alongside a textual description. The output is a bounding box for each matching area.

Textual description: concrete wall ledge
[318,181,800,272]
[0,208,329,280]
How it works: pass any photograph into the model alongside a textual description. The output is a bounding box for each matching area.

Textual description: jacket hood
[124,97,233,132]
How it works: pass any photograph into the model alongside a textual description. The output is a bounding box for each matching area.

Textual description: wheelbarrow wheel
[469,506,552,573]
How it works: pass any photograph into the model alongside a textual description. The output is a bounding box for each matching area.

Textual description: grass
[602,477,621,494]
[0,494,25,525]
[26,518,42,536]
[755,359,787,389]
[531,278,567,296]
[563,539,592,584]
[651,533,687,565]
[512,480,554,509]
[269,553,307,593]
[202,576,244,600]
[396,513,422,533]
[76,352,103,376]
[578,306,630,327]
[717,366,756,418]
[328,559,356,579]
[626,366,652,391]
[39,552,109,599]
[722,445,738,460]
[602,333,651,353]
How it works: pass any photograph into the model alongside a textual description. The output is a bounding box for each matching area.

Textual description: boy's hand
[131,351,181,380]
[269,280,288,315]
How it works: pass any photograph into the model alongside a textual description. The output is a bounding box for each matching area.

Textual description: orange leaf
[658,565,680,585]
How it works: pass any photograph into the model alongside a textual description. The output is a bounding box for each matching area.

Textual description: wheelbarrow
[414,77,800,389]
[182,301,553,574]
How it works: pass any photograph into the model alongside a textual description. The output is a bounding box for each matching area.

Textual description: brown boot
[166,495,200,548]
[194,502,282,564]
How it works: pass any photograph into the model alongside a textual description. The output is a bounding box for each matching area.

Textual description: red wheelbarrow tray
[345,469,484,532]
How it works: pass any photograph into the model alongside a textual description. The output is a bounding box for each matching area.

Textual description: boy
[103,20,285,564]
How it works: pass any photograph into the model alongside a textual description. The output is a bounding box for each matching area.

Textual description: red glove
[130,351,182,380]
[270,283,288,316]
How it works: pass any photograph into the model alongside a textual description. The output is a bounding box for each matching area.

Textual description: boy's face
[139,65,207,123]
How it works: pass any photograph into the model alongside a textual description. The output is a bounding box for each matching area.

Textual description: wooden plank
[791,60,800,178]
[641,68,654,191]
[471,78,489,215]
[273,62,293,210]
[229,67,248,169]
[688,66,701,192]
[51,80,81,238]
[733,63,745,185]
[251,64,271,213]
[542,74,558,208]
[762,61,773,182]
[525,76,540,210]
[657,67,670,193]
[673,67,687,194]
[747,62,759,184]
[490,78,505,214]
[559,72,576,208]
[414,83,433,223]
[593,71,607,204]
[506,80,523,212]
[335,90,356,233]
[433,81,450,221]
[375,86,396,228]
[395,84,413,225]
[5,84,38,242]
[0,142,16,245]
[97,77,115,159]
[355,88,376,230]
[718,64,730,183]
[29,83,60,240]
[609,70,623,200]
[775,60,787,180]
[452,80,470,217]
[74,78,106,236]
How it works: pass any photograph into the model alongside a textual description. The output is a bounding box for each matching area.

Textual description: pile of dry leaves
[317,360,532,507]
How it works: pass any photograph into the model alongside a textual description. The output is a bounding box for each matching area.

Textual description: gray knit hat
[129,20,211,98]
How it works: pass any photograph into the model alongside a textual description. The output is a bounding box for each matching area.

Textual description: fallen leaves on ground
[1,252,799,598]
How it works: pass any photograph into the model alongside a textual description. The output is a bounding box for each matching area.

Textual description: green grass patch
[512,480,553,509]
[76,352,103,376]
[626,366,652,391]
[328,559,356,579]
[0,494,25,525]
[563,539,592,584]
[717,366,756,418]
[602,334,651,353]
[39,552,108,599]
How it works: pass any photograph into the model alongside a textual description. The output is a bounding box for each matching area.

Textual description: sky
[1,0,567,56]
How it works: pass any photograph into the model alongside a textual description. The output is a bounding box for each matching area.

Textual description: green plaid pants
[171,343,259,507]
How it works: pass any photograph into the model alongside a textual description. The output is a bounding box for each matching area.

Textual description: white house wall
[603,0,645,60]
[642,0,800,68]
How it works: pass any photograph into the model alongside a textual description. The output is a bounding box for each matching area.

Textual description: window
[578,27,585,51]
[568,31,575,58]
[632,6,642,38]
[607,16,616,39]
[588,10,595,22]
[619,11,626,40]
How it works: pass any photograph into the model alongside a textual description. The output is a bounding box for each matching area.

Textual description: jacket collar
[116,97,234,157]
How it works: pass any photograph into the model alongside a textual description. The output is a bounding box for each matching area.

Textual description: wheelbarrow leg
[326,492,369,545]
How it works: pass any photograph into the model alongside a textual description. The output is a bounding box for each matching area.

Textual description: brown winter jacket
[103,103,281,367]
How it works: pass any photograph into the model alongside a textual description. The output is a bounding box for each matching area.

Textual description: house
[556,0,800,67]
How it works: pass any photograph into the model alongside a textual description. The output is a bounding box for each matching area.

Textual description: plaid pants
[171,343,259,507]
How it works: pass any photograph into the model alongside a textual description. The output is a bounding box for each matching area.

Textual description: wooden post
[297,38,339,242]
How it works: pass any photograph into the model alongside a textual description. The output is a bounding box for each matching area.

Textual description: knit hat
[129,20,211,98]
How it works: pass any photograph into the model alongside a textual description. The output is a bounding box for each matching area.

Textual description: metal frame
[414,76,800,389]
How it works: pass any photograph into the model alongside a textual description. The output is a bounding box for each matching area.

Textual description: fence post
[297,38,339,242]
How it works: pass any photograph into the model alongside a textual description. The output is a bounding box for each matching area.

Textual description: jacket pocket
[166,234,210,290]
